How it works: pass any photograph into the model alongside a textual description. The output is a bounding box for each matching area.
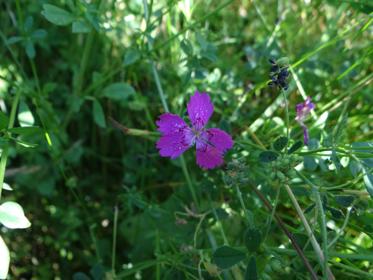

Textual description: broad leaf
[0,235,9,279]
[244,228,262,252]
[0,202,31,229]
[42,4,74,26]
[213,246,246,269]
[92,100,106,128]
[245,257,257,280]
[18,101,35,127]
[259,151,279,163]
[103,83,135,101]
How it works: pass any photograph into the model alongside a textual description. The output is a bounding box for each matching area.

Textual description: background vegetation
[0,0,372,279]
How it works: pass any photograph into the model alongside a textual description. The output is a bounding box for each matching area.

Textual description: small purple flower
[156,91,234,169]
[295,97,315,145]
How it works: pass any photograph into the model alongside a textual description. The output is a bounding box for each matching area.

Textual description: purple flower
[295,97,315,145]
[156,91,234,169]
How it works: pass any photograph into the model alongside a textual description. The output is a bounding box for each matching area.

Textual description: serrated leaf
[244,228,261,252]
[245,257,258,280]
[0,235,10,279]
[259,151,278,163]
[273,136,288,151]
[0,202,31,229]
[92,100,106,128]
[42,4,74,26]
[103,83,135,101]
[213,246,246,270]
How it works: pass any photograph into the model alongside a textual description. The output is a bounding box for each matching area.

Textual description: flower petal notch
[156,91,233,169]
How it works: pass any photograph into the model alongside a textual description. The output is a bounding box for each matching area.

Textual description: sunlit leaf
[0,202,31,229]
[0,235,10,279]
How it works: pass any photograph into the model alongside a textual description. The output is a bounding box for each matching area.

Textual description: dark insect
[268,58,290,90]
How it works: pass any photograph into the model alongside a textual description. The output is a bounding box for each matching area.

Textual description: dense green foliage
[0,0,372,279]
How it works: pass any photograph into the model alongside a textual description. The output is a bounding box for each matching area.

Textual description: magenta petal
[195,128,233,169]
[156,113,192,159]
[206,128,234,152]
[196,146,224,169]
[156,113,188,134]
[156,132,191,159]
[187,91,214,129]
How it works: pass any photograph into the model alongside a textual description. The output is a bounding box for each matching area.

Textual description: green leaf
[304,156,317,171]
[213,246,246,269]
[335,195,354,207]
[31,29,47,39]
[288,140,303,154]
[0,235,10,279]
[103,83,135,101]
[72,20,91,33]
[124,48,141,66]
[245,256,258,280]
[72,272,91,280]
[0,111,9,130]
[7,36,23,45]
[8,126,41,135]
[259,151,279,163]
[42,4,75,26]
[244,228,262,252]
[92,100,106,128]
[180,39,193,56]
[349,160,361,177]
[25,40,35,59]
[352,142,373,168]
[0,202,31,229]
[273,136,288,151]
[18,101,35,127]
[3,183,13,191]
[363,170,373,198]
[12,137,38,148]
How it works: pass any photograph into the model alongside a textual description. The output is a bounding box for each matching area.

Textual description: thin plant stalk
[283,184,335,280]
[142,0,198,207]
[0,90,21,199]
[111,205,119,277]
[250,184,318,280]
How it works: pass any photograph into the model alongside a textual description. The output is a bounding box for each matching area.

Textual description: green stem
[151,62,169,112]
[235,184,253,227]
[0,90,21,199]
[283,183,335,280]
[180,155,199,207]
[111,205,119,277]
[282,90,290,144]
